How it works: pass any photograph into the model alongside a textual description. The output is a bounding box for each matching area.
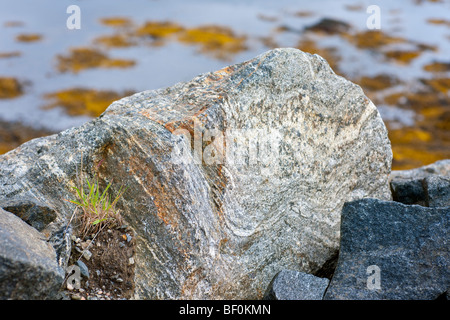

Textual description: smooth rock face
[0,208,64,299]
[324,198,450,300]
[263,270,329,300]
[0,48,392,299]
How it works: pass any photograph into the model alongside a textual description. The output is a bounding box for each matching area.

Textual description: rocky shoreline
[0,48,448,300]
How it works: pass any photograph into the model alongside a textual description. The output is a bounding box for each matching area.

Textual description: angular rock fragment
[0,48,392,299]
[1,198,57,231]
[324,198,450,300]
[390,159,450,207]
[0,208,64,299]
[263,270,329,300]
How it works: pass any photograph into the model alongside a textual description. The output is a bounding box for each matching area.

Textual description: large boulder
[0,208,64,299]
[0,48,392,299]
[324,198,450,300]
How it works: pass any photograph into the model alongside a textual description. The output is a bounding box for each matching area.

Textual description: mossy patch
[358,74,400,91]
[99,17,133,28]
[423,77,450,94]
[137,21,184,38]
[384,50,421,64]
[178,25,247,60]
[0,51,21,59]
[43,88,135,117]
[56,47,136,73]
[423,61,450,72]
[348,30,405,49]
[15,33,42,42]
[94,34,136,48]
[0,77,23,99]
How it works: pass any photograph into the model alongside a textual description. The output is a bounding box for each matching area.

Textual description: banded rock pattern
[0,48,392,299]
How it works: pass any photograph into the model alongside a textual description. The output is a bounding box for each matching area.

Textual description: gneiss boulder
[324,198,450,300]
[0,48,392,299]
[0,208,64,299]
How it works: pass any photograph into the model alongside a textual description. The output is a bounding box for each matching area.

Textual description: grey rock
[82,250,92,261]
[390,178,427,206]
[0,48,392,299]
[76,260,90,279]
[390,159,450,181]
[263,270,329,300]
[423,176,450,207]
[0,208,64,299]
[390,160,450,207]
[1,198,57,231]
[324,198,450,300]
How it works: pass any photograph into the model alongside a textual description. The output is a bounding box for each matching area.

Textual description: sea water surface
[0,0,449,169]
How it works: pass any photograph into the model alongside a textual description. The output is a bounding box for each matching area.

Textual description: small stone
[119,242,125,248]
[80,240,91,250]
[128,257,135,265]
[126,234,132,242]
[71,293,82,300]
[66,282,74,291]
[82,249,92,261]
[96,270,101,277]
[77,260,90,278]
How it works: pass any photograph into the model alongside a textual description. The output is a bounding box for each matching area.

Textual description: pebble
[80,240,91,250]
[128,257,135,265]
[77,260,90,278]
[71,294,82,300]
[82,249,92,261]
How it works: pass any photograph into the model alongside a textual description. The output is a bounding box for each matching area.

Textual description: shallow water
[0,0,449,169]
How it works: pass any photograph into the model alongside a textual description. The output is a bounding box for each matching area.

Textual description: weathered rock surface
[0,208,64,299]
[1,198,57,232]
[263,270,329,300]
[324,198,449,300]
[0,48,392,299]
[390,159,450,207]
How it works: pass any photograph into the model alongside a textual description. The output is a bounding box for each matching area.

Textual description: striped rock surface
[0,48,392,299]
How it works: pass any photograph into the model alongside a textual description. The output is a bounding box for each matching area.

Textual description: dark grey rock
[1,198,57,231]
[390,178,427,206]
[76,260,89,279]
[423,176,450,207]
[324,198,450,300]
[0,208,64,299]
[390,160,450,207]
[264,270,329,300]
